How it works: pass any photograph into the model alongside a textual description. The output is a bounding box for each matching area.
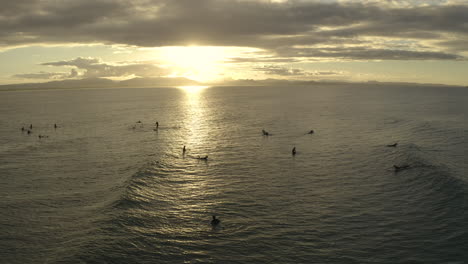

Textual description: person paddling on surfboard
[394,164,410,172]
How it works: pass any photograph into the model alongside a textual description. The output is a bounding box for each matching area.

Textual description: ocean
[1,84,467,263]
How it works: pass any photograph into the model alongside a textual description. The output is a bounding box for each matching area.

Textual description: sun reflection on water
[178,85,210,94]
[179,86,211,154]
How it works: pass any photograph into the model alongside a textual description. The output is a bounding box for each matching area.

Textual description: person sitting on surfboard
[211,215,220,226]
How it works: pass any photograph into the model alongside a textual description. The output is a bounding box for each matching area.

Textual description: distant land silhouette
[0,77,200,90]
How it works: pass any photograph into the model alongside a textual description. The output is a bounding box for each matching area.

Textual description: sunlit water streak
[1,84,468,263]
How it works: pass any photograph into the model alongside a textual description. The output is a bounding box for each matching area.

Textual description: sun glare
[157,46,229,82]
[161,46,226,67]
[155,46,262,82]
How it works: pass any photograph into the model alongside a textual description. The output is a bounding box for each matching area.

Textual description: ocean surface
[1,84,467,263]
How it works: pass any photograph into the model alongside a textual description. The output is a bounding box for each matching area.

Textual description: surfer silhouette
[211,215,220,226]
[394,164,410,172]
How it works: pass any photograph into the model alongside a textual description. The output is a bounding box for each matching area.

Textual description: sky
[1,0,467,86]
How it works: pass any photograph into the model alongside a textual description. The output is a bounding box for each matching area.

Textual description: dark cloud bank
[1,0,467,61]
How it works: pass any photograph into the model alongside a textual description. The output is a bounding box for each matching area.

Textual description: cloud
[253,65,310,76]
[226,57,299,64]
[253,65,346,77]
[274,47,462,60]
[41,57,101,68]
[311,70,346,76]
[435,39,468,52]
[39,57,169,78]
[1,0,467,61]
[13,71,71,79]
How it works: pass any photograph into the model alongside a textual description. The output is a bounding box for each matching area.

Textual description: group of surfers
[21,123,59,138]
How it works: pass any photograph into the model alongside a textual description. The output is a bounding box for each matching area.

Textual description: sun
[150,45,264,82]
[161,46,226,68]
[159,46,228,82]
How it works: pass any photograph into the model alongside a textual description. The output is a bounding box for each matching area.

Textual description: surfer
[183,145,186,153]
[21,127,25,132]
[394,164,410,172]
[387,143,398,147]
[54,123,57,129]
[197,155,208,160]
[211,215,220,226]
[156,121,159,129]
[29,124,32,129]
[292,147,296,155]
[308,130,314,134]
[262,129,270,136]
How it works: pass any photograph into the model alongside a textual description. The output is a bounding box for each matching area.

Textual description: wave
[110,161,169,210]
[389,143,468,214]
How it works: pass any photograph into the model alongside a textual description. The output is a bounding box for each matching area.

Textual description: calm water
[1,84,468,263]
